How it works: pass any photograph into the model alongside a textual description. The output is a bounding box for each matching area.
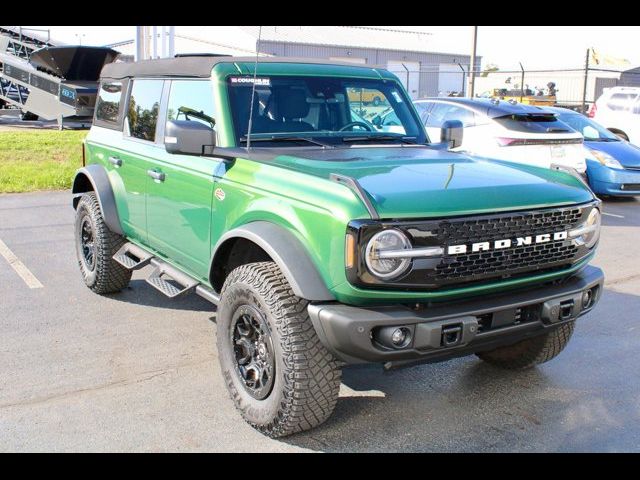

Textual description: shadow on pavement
[280,287,640,452]
[103,279,215,313]
[600,196,638,205]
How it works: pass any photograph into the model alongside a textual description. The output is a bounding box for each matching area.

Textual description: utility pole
[168,26,175,57]
[582,48,590,113]
[161,26,167,58]
[135,26,175,60]
[152,26,158,59]
[135,26,144,61]
[467,26,478,98]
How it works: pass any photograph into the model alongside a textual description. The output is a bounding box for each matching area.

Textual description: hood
[241,146,595,218]
[585,140,640,168]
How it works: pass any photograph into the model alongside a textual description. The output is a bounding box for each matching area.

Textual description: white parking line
[603,212,625,219]
[0,238,43,289]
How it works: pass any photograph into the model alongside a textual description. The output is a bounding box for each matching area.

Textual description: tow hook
[559,300,575,320]
[441,324,463,347]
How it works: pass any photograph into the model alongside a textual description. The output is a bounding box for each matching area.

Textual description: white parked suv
[414,98,587,174]
[590,86,640,144]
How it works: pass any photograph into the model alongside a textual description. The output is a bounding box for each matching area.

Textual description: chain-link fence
[386,63,637,114]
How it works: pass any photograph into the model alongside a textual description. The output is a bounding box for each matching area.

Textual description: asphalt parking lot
[0,191,639,452]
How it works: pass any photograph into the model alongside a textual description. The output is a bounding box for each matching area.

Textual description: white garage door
[438,63,465,97]
[387,61,420,99]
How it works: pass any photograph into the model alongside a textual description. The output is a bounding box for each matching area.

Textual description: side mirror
[165,120,215,156]
[372,116,382,127]
[441,120,464,149]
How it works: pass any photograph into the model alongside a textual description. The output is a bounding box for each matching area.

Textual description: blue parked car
[549,107,640,196]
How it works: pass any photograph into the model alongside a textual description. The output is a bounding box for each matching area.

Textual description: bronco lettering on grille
[447,231,568,255]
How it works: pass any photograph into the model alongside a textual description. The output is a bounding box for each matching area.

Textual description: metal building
[241,26,481,99]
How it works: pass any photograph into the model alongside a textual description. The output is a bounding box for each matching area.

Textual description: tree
[480,64,499,77]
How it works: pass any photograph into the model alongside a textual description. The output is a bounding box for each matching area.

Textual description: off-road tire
[217,261,342,438]
[74,192,131,294]
[476,321,575,370]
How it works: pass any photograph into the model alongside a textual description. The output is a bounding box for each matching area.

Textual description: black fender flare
[211,221,335,301]
[71,165,123,235]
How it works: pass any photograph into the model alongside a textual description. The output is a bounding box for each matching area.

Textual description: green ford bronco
[72,56,604,437]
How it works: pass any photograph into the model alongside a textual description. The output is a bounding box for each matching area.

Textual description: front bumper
[308,265,604,365]
[587,160,640,196]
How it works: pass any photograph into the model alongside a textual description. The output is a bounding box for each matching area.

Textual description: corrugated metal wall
[619,67,640,87]
[259,41,480,98]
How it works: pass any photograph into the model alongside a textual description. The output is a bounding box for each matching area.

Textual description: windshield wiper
[340,135,419,145]
[240,136,333,148]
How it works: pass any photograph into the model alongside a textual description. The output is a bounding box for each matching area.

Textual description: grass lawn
[0,130,87,193]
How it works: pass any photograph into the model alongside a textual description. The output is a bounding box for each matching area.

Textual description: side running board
[146,261,198,299]
[112,242,220,304]
[113,243,153,270]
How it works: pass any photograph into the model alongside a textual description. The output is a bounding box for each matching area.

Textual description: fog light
[374,325,413,350]
[391,328,408,346]
[582,289,594,310]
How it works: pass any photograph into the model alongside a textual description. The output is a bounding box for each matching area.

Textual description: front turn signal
[345,233,356,269]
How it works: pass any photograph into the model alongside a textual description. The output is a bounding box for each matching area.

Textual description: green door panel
[85,131,148,242]
[146,149,219,280]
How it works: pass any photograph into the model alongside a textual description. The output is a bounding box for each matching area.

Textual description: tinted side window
[425,103,448,127]
[442,106,475,127]
[606,93,638,112]
[426,103,475,127]
[95,81,123,126]
[167,80,216,128]
[127,79,163,141]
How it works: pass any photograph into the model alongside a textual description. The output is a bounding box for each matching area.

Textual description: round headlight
[365,229,412,279]
[570,208,601,248]
[583,208,601,248]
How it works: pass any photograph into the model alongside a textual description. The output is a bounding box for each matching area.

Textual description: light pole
[75,34,85,46]
[467,26,478,98]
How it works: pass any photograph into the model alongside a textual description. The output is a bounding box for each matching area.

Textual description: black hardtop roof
[415,97,557,118]
[100,55,381,80]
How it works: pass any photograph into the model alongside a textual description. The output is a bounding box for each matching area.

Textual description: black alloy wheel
[231,304,275,400]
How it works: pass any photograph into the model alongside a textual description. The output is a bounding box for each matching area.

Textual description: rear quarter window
[127,79,164,142]
[94,80,125,129]
[606,93,638,111]
[493,114,574,134]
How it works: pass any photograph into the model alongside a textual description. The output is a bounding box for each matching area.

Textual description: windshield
[555,112,620,142]
[226,75,427,147]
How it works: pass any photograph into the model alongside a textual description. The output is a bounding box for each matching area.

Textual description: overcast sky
[22,25,640,70]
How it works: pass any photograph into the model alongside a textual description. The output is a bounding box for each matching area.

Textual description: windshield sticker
[229,76,271,87]
[391,90,403,103]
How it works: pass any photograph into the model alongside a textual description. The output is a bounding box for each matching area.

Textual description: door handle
[108,156,122,167]
[147,169,166,182]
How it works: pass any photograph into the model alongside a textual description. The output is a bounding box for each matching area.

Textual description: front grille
[435,241,578,282]
[433,207,583,284]
[621,183,640,191]
[349,203,595,290]
[436,208,582,244]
